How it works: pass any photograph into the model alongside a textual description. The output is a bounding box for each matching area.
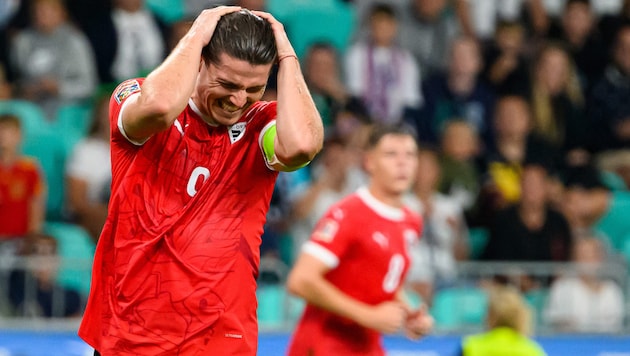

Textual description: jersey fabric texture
[287,187,422,356]
[79,78,279,355]
[0,157,44,238]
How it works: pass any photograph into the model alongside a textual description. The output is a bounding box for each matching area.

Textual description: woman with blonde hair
[459,285,547,356]
[530,42,588,160]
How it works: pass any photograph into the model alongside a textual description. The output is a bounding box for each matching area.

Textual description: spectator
[65,95,111,243]
[304,42,352,127]
[561,164,630,256]
[9,0,97,119]
[8,232,82,317]
[404,147,469,306]
[544,236,625,333]
[345,3,422,124]
[482,160,573,266]
[406,36,495,147]
[530,42,588,158]
[0,63,12,99]
[481,21,532,97]
[474,96,559,227]
[588,25,630,152]
[0,114,46,241]
[397,0,461,79]
[459,285,547,356]
[546,0,608,94]
[437,120,481,213]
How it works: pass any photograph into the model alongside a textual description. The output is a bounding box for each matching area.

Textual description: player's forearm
[274,56,324,167]
[287,270,371,326]
[134,33,205,128]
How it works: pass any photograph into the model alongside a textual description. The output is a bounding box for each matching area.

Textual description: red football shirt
[79,79,279,355]
[287,187,422,356]
[0,157,44,238]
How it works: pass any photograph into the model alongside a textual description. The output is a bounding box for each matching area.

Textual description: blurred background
[1,0,630,354]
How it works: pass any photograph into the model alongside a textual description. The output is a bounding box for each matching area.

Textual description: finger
[251,10,276,21]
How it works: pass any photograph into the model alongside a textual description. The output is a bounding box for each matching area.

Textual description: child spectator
[8,232,82,317]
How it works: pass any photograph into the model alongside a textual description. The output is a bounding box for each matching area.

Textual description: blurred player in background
[286,124,433,356]
[78,6,323,356]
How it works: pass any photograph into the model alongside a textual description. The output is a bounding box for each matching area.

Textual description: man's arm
[121,6,242,143]
[286,252,406,334]
[253,12,324,167]
[395,288,434,340]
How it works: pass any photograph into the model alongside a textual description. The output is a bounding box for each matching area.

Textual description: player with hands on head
[286,124,434,356]
[79,6,323,356]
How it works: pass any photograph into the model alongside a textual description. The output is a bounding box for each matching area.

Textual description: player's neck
[367,185,404,209]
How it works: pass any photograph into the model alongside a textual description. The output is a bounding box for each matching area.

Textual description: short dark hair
[365,123,417,150]
[0,114,22,130]
[369,3,397,19]
[201,10,277,66]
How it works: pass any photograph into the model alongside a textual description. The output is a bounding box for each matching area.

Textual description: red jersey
[287,187,422,356]
[0,157,44,238]
[79,79,279,355]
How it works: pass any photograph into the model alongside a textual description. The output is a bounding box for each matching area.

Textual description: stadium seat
[524,288,549,329]
[0,100,50,140]
[44,221,95,297]
[54,101,93,155]
[146,0,185,24]
[21,130,69,221]
[257,284,287,329]
[280,1,357,59]
[431,286,488,330]
[468,227,489,259]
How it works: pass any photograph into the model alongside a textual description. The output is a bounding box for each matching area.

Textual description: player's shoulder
[112,78,145,105]
[243,101,277,125]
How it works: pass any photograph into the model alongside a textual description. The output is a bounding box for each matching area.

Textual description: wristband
[278,54,298,63]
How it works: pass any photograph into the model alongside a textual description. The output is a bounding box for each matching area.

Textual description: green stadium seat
[0,100,50,139]
[54,101,93,155]
[468,227,489,260]
[44,221,95,297]
[146,0,185,24]
[431,286,488,330]
[257,284,287,329]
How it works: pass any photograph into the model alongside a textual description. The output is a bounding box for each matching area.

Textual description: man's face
[0,122,21,153]
[195,53,272,126]
[366,134,418,195]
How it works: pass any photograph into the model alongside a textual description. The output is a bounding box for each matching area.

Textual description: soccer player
[286,124,434,356]
[78,7,323,356]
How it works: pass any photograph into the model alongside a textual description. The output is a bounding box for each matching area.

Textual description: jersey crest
[229,122,246,144]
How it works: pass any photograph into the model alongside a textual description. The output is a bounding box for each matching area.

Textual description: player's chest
[352,222,417,262]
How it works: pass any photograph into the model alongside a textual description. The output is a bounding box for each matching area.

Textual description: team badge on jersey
[229,122,246,144]
[114,79,141,103]
[312,218,339,243]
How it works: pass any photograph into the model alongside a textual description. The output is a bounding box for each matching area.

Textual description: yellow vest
[463,327,547,356]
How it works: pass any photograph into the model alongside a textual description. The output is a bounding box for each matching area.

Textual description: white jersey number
[382,254,405,293]
[186,167,210,197]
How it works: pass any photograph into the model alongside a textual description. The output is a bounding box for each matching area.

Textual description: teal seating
[257,284,287,329]
[44,221,95,297]
[146,0,185,24]
[468,227,489,260]
[431,287,488,330]
[22,130,68,221]
[280,1,357,59]
[54,101,93,155]
[0,100,50,139]
[524,288,549,329]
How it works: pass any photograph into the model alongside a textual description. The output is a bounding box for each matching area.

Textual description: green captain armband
[261,123,310,172]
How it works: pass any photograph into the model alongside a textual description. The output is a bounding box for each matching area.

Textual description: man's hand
[251,11,296,59]
[403,305,434,340]
[360,301,407,334]
[190,6,242,46]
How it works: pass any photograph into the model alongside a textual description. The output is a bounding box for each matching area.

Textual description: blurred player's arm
[253,11,324,168]
[121,6,242,143]
[287,252,406,334]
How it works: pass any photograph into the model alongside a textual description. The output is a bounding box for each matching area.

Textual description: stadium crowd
[1,0,629,335]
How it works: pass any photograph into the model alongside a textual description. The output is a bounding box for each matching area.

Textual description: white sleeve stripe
[302,241,339,269]
[117,93,148,146]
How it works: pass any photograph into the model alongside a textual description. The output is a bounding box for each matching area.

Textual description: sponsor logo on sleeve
[114,79,141,104]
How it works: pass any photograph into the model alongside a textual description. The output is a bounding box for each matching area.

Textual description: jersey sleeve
[302,205,354,269]
[109,78,146,146]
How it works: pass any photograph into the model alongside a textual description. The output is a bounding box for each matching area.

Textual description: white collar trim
[188,98,218,127]
[357,187,404,221]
